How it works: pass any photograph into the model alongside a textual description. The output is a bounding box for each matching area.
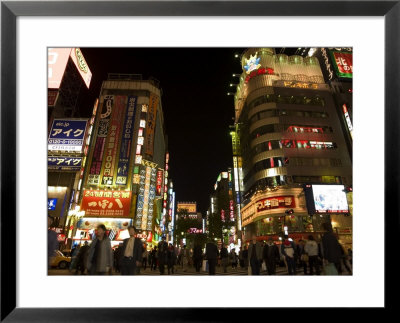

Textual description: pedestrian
[142,244,148,270]
[220,244,229,273]
[193,243,203,273]
[321,222,342,275]
[47,215,59,270]
[248,236,263,275]
[167,243,177,274]
[157,236,168,275]
[150,246,158,271]
[183,245,190,271]
[205,239,219,275]
[75,241,89,275]
[281,237,296,275]
[86,224,113,275]
[113,243,123,273]
[70,244,80,273]
[238,247,244,268]
[339,243,352,274]
[119,225,143,275]
[243,245,248,270]
[297,240,308,275]
[263,237,280,275]
[230,248,238,269]
[304,235,321,275]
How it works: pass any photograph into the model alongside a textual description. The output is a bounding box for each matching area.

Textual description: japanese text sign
[69,48,92,88]
[256,196,296,213]
[81,189,132,217]
[331,51,353,78]
[144,94,158,156]
[48,156,82,170]
[48,119,88,152]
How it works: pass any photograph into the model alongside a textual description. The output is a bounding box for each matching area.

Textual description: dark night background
[77,48,298,215]
[77,48,245,215]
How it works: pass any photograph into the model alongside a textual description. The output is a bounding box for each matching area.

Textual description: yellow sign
[283,81,318,89]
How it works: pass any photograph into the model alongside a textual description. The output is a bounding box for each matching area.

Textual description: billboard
[48,156,82,170]
[144,93,158,156]
[177,202,197,214]
[256,196,296,213]
[330,51,353,79]
[69,48,92,88]
[48,48,71,89]
[304,185,349,214]
[116,96,137,185]
[87,96,114,186]
[48,119,88,152]
[80,190,132,217]
[101,96,126,186]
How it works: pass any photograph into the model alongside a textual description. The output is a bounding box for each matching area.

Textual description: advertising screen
[48,119,88,152]
[48,48,71,89]
[69,48,92,88]
[311,185,349,213]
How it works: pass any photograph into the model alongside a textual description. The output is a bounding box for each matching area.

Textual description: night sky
[77,48,245,215]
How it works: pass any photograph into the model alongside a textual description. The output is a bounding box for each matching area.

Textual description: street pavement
[49,264,352,276]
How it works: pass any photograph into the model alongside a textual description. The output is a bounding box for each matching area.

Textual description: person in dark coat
[113,243,123,273]
[150,246,158,271]
[167,243,177,274]
[119,226,143,275]
[205,240,219,275]
[248,236,263,275]
[193,244,203,273]
[157,236,168,275]
[321,222,342,274]
[242,245,248,269]
[47,215,59,270]
[263,237,280,275]
[75,241,89,274]
[220,244,229,273]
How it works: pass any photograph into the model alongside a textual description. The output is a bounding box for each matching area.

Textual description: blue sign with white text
[48,119,88,152]
[48,198,58,210]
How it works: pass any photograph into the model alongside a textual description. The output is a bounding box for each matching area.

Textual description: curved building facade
[232,48,352,245]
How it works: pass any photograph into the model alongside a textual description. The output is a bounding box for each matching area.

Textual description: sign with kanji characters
[156,169,164,196]
[48,119,88,152]
[144,94,158,156]
[81,189,132,217]
[256,196,296,213]
[101,96,126,185]
[48,156,83,170]
[87,96,114,186]
[116,96,137,185]
[330,51,353,79]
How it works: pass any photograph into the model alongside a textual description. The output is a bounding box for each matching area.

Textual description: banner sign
[156,169,164,196]
[230,200,235,221]
[135,167,146,229]
[330,51,353,79]
[87,96,113,186]
[101,96,126,185]
[48,119,88,152]
[144,94,158,156]
[48,156,82,170]
[116,96,137,185]
[81,189,132,217]
[256,196,296,213]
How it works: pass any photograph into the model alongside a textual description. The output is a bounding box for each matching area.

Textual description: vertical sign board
[147,168,157,231]
[142,166,152,230]
[69,48,92,89]
[156,169,164,196]
[48,48,71,89]
[48,119,88,153]
[135,167,146,229]
[87,96,114,186]
[145,94,158,156]
[330,51,353,79]
[101,96,126,186]
[116,96,137,185]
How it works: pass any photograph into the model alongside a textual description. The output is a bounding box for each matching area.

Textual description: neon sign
[321,48,334,80]
[245,67,274,83]
[342,104,353,139]
[283,81,318,89]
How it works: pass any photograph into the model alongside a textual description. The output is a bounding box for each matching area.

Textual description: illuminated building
[78,74,167,247]
[231,48,352,246]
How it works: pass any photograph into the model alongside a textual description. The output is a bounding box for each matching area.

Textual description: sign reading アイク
[48,119,88,152]
[48,156,82,170]
[256,196,296,213]
[144,93,158,156]
[81,189,132,217]
[116,96,137,185]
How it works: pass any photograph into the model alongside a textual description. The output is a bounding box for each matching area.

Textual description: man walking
[281,236,297,275]
[248,236,263,275]
[119,226,143,275]
[321,222,342,275]
[86,224,113,275]
[157,236,168,275]
[263,237,280,275]
[205,239,219,275]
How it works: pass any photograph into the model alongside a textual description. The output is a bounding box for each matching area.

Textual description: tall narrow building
[231,48,352,247]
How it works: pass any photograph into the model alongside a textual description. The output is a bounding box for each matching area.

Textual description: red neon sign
[245,67,274,83]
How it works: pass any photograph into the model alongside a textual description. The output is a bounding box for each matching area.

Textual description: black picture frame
[1,0,397,321]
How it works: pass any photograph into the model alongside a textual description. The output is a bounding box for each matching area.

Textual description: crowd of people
[49,220,352,276]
